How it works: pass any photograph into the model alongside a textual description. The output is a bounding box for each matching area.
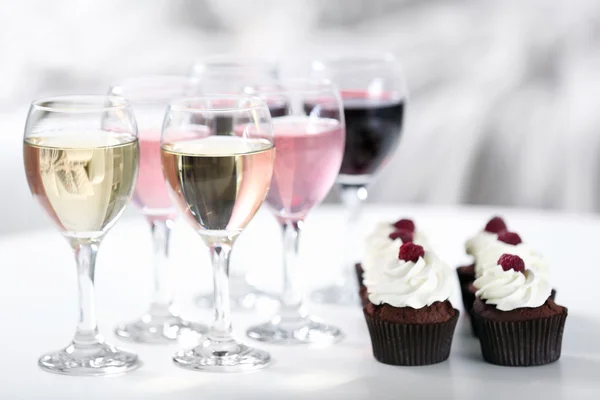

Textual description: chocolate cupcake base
[456,265,477,332]
[363,304,459,366]
[465,283,479,336]
[355,263,364,288]
[460,282,477,314]
[359,285,369,307]
[456,264,475,286]
[356,263,369,307]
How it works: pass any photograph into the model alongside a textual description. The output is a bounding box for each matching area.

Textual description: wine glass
[310,54,408,305]
[108,76,208,343]
[245,78,345,345]
[23,95,141,375]
[162,96,274,371]
[189,56,281,310]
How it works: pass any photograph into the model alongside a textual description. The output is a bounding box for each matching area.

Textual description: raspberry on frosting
[497,254,525,273]
[398,242,425,262]
[389,229,414,243]
[393,219,415,233]
[497,231,522,245]
[484,216,507,233]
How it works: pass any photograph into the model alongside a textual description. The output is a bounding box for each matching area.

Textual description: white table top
[1,204,598,399]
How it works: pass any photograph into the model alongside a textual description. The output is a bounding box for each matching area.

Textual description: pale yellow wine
[23,133,139,237]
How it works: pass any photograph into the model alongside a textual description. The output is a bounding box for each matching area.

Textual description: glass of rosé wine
[245,78,345,345]
[109,76,208,343]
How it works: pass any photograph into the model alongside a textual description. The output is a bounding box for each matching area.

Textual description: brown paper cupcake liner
[468,310,480,337]
[363,309,460,366]
[473,311,567,366]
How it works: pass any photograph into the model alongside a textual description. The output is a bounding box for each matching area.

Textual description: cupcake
[472,254,567,366]
[358,218,429,306]
[363,242,459,366]
[469,230,557,337]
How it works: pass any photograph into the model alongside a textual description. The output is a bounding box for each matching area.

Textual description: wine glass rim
[109,75,200,104]
[190,55,279,79]
[191,54,279,69]
[31,95,130,113]
[168,95,267,113]
[312,52,398,71]
[245,78,337,96]
[110,75,199,90]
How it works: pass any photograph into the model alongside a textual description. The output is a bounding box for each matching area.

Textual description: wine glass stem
[72,240,101,346]
[279,220,306,321]
[339,185,368,287]
[149,219,174,315]
[209,242,234,342]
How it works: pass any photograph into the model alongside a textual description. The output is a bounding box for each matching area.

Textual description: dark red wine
[340,95,404,181]
[268,102,288,118]
[305,92,404,184]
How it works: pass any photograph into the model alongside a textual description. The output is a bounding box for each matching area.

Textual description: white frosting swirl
[465,231,497,257]
[474,264,552,311]
[363,251,454,309]
[363,221,430,275]
[474,241,548,279]
[363,234,402,276]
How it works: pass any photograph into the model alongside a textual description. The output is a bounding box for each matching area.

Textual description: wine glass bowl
[310,54,408,306]
[23,95,141,375]
[191,55,279,95]
[244,79,345,345]
[109,76,208,344]
[162,96,274,372]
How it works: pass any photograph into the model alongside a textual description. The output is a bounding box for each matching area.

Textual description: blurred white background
[1,0,600,234]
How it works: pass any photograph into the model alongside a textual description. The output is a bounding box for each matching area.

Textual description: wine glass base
[246,317,344,345]
[311,284,360,306]
[38,342,141,376]
[115,313,208,344]
[173,339,271,372]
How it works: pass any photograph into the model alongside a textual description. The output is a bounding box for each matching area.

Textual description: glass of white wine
[189,56,280,311]
[23,95,141,376]
[162,96,274,372]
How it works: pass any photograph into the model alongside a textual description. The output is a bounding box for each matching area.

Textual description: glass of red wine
[190,56,281,311]
[245,78,345,345]
[310,54,407,305]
